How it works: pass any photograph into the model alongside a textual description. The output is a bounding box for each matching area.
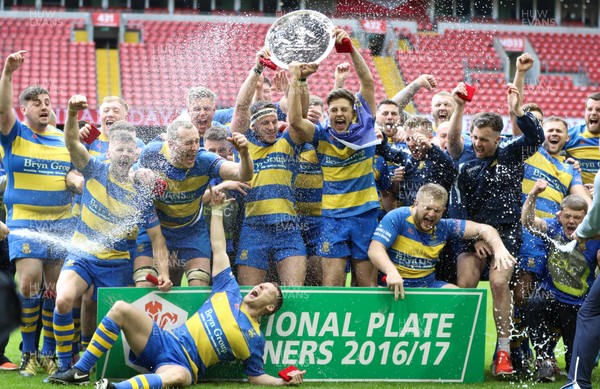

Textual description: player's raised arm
[521,178,549,235]
[0,50,27,134]
[447,83,467,160]
[210,187,232,277]
[231,48,269,134]
[65,95,91,171]
[288,62,318,144]
[334,27,376,112]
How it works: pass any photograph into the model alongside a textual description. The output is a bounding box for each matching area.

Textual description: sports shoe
[537,359,556,382]
[0,359,19,371]
[47,366,90,385]
[560,383,582,389]
[19,352,39,377]
[492,350,514,376]
[95,378,117,389]
[39,355,59,375]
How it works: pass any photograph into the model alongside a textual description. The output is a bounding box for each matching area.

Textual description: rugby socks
[19,292,41,353]
[114,374,163,389]
[53,310,74,370]
[498,337,511,353]
[40,298,57,357]
[76,316,120,373]
[80,334,91,352]
[71,307,81,356]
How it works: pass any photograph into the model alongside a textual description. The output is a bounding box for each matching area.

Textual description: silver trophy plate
[265,10,335,69]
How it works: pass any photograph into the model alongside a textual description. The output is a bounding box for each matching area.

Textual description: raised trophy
[265,10,335,69]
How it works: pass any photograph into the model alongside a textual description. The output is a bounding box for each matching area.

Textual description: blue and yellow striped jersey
[87,132,145,157]
[71,157,158,260]
[519,147,582,261]
[312,94,379,218]
[138,141,224,229]
[293,143,322,219]
[0,121,73,231]
[173,269,265,381]
[522,147,582,219]
[372,207,465,279]
[565,123,600,185]
[244,131,301,225]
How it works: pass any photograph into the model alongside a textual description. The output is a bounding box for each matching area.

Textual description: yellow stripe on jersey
[240,306,261,333]
[246,198,296,217]
[294,173,322,189]
[322,160,373,182]
[71,231,127,260]
[522,178,565,207]
[186,313,219,368]
[250,140,296,160]
[212,293,251,360]
[168,175,209,193]
[12,204,72,220]
[252,169,293,187]
[80,207,130,240]
[322,187,378,210]
[13,172,68,191]
[295,202,322,216]
[390,235,446,261]
[318,140,361,160]
[12,137,71,162]
[155,198,202,219]
[85,179,136,218]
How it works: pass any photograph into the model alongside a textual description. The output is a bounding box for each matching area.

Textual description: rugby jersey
[312,93,379,218]
[71,157,158,260]
[372,206,466,278]
[1,121,73,231]
[565,123,600,185]
[244,131,301,225]
[539,218,600,305]
[173,268,265,381]
[138,141,224,229]
[519,147,583,262]
[293,143,323,219]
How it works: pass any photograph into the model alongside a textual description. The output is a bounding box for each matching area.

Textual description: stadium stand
[0,18,97,111]
[119,20,386,110]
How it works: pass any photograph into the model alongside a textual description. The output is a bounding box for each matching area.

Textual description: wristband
[253,65,264,75]
[299,78,307,82]
[211,203,228,216]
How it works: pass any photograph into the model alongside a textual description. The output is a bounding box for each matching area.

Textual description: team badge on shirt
[21,243,31,254]
[321,241,330,253]
[239,250,248,260]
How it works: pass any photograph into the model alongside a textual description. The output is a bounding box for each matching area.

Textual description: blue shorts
[299,216,320,257]
[236,222,307,270]
[378,271,448,288]
[136,223,211,263]
[8,228,67,262]
[130,322,193,379]
[517,230,547,276]
[62,255,133,301]
[318,209,378,260]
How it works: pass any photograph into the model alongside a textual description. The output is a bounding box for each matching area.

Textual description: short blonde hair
[101,96,129,113]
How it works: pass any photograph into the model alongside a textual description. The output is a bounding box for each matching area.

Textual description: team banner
[96,287,486,382]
